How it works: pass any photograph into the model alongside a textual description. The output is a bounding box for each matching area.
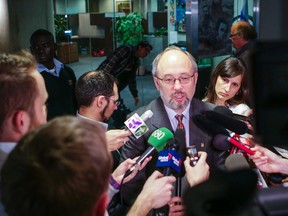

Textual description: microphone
[213,134,231,151]
[124,127,174,178]
[153,142,182,216]
[174,128,186,200]
[124,110,153,139]
[214,106,254,124]
[227,137,255,155]
[156,149,182,176]
[225,154,250,171]
[192,114,230,136]
[204,110,248,135]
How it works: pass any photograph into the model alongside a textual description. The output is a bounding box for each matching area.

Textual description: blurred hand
[105,129,132,151]
[127,171,176,216]
[111,156,152,185]
[134,97,139,106]
[169,196,185,216]
[249,145,288,174]
[184,151,210,187]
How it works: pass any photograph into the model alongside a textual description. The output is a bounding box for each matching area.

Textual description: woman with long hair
[203,57,251,115]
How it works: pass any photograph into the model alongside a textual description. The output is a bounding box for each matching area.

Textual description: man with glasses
[229,21,257,73]
[97,41,153,128]
[75,70,131,170]
[120,46,226,213]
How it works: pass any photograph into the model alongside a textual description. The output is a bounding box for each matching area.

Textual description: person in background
[75,70,132,170]
[0,50,48,215]
[30,29,77,120]
[97,41,152,128]
[229,21,257,73]
[120,46,219,215]
[1,116,177,216]
[203,57,251,116]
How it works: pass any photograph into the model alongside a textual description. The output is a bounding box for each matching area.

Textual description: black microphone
[174,128,186,199]
[213,134,231,151]
[192,114,230,136]
[214,106,254,125]
[153,138,183,216]
[204,110,248,135]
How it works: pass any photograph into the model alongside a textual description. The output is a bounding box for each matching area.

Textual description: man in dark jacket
[120,46,228,213]
[30,29,77,120]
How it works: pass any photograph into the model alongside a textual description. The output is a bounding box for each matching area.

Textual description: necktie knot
[175,114,184,130]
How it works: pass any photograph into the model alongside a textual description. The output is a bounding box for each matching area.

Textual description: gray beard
[159,92,190,111]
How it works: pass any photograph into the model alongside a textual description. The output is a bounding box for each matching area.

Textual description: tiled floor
[67,56,159,112]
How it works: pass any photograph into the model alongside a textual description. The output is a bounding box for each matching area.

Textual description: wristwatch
[109,175,120,190]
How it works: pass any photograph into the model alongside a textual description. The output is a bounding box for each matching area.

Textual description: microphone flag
[156,150,182,174]
[124,113,149,139]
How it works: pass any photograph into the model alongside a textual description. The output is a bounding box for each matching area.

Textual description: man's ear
[12,110,31,135]
[92,192,109,216]
[94,96,108,109]
[153,76,160,91]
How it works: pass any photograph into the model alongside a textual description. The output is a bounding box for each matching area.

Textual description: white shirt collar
[77,111,108,131]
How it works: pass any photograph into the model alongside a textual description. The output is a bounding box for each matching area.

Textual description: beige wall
[2,0,54,51]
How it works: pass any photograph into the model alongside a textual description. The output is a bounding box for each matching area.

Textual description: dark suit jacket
[120,97,228,207]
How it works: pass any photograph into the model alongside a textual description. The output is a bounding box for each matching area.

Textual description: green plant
[54,15,68,42]
[153,27,167,37]
[115,12,144,46]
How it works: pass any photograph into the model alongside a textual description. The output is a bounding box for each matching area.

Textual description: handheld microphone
[227,137,255,155]
[212,134,231,151]
[192,114,230,136]
[124,110,153,139]
[204,110,248,135]
[214,106,254,124]
[156,149,182,176]
[124,127,174,178]
[174,128,186,200]
[154,145,182,216]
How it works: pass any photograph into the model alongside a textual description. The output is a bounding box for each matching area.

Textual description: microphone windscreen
[214,106,251,123]
[175,129,186,157]
[225,154,250,171]
[205,110,248,135]
[192,114,230,136]
[212,134,231,151]
[140,110,153,122]
[214,106,233,117]
[147,127,174,152]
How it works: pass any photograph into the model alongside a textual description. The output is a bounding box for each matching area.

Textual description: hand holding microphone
[184,151,210,187]
[124,127,174,178]
[112,156,152,186]
[128,170,176,216]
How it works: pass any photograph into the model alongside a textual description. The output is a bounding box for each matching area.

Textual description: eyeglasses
[229,32,241,38]
[109,98,120,106]
[155,74,195,85]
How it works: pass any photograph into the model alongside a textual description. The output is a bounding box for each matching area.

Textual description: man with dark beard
[120,46,227,214]
[75,70,131,170]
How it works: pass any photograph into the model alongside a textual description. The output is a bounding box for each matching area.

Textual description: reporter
[250,145,288,175]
